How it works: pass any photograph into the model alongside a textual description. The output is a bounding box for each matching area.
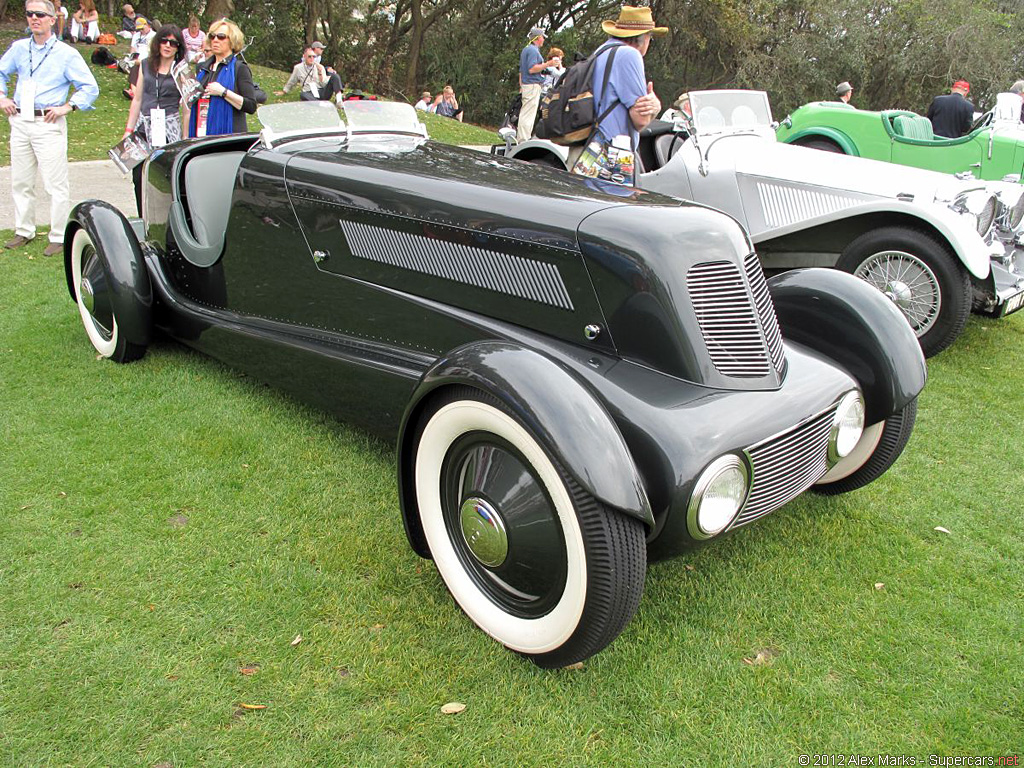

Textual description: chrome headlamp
[686,454,749,540]
[949,190,998,238]
[828,391,866,465]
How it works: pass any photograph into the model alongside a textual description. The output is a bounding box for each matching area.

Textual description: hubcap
[459,497,508,567]
[854,250,941,337]
[80,277,95,314]
[79,246,114,340]
[442,434,567,618]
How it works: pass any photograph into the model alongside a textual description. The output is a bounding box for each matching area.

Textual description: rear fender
[65,200,153,349]
[396,341,653,557]
[768,268,926,424]
[782,127,860,157]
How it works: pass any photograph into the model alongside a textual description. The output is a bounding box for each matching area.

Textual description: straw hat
[601,6,668,38]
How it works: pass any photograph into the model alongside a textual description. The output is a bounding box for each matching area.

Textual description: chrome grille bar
[733,405,836,526]
[743,252,786,374]
[687,260,773,378]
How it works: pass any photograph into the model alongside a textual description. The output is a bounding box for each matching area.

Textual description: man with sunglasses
[277,46,343,104]
[0,0,98,256]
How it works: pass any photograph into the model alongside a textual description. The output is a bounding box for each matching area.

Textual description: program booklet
[108,131,151,174]
[173,58,203,107]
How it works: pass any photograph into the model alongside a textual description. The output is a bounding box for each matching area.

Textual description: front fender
[396,341,653,557]
[505,139,570,169]
[768,268,926,424]
[782,127,861,157]
[64,200,153,349]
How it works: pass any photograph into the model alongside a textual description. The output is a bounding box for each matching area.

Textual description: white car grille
[687,255,786,378]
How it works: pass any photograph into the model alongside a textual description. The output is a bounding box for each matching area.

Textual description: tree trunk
[206,0,235,21]
[403,0,424,98]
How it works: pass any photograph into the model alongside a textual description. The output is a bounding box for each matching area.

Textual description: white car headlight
[949,190,998,237]
[828,391,866,464]
[687,454,749,540]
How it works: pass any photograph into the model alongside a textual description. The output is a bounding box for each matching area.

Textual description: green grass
[0,23,496,167]
[1,234,1021,765]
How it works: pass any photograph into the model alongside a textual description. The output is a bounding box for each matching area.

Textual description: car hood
[715,134,986,203]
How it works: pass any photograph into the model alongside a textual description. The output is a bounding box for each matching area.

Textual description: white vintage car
[500,89,1024,357]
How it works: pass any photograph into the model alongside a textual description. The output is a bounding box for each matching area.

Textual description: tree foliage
[4,0,1020,123]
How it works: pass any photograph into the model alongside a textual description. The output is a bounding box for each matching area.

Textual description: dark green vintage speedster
[62,102,925,667]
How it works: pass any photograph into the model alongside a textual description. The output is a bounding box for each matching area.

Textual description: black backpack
[534,42,622,145]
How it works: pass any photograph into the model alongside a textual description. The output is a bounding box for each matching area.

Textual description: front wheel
[814,398,917,495]
[837,227,970,357]
[70,228,147,363]
[413,389,646,668]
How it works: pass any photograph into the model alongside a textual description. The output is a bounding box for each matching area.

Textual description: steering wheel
[969,111,993,133]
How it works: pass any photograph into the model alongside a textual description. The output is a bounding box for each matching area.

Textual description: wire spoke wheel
[854,250,941,337]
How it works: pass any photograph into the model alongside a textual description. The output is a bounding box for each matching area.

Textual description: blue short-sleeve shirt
[520,43,544,85]
[591,40,647,146]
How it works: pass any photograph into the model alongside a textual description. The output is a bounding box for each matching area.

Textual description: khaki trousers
[9,115,70,244]
[517,83,542,143]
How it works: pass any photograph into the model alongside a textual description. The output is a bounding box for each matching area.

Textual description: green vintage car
[776,98,1024,183]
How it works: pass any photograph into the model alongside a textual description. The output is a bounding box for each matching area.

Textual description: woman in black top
[124,24,187,215]
[188,18,257,137]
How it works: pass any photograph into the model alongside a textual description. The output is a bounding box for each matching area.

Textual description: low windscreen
[689,91,773,135]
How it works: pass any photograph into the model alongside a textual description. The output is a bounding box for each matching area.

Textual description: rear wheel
[413,388,646,668]
[70,228,147,363]
[837,226,970,357]
[794,137,844,153]
[815,399,917,495]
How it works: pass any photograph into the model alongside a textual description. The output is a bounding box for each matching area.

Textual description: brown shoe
[42,242,63,257]
[4,234,33,249]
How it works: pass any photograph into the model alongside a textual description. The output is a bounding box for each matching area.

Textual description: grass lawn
[1,19,1021,768]
[2,238,1022,764]
[0,23,497,167]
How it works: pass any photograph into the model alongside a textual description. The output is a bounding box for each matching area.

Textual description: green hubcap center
[459,497,508,568]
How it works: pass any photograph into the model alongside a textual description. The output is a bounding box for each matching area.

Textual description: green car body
[776,101,1024,183]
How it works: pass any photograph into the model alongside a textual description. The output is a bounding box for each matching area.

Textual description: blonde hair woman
[188,18,257,136]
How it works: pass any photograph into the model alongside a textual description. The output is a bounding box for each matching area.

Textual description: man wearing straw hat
[570,6,666,186]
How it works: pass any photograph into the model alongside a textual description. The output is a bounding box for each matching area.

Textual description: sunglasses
[160,38,179,47]
[210,32,229,41]
[26,10,53,18]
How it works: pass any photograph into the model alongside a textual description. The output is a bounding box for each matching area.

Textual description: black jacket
[196,55,258,134]
[926,93,974,139]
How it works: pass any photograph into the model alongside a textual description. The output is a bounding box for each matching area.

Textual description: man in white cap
[517,26,560,142]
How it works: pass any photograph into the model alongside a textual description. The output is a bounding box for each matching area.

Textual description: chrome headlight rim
[686,454,750,541]
[1007,191,1024,230]
[828,390,866,466]
[977,195,997,236]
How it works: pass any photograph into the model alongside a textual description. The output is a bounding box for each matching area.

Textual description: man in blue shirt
[573,6,665,186]
[1,0,99,256]
[517,26,559,143]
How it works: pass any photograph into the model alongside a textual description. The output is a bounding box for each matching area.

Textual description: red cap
[953,80,970,92]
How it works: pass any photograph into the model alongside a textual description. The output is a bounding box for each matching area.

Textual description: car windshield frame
[257,101,428,149]
[687,90,774,137]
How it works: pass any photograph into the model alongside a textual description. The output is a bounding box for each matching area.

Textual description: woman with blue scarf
[188,18,256,137]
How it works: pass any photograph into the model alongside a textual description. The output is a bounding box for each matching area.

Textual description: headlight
[1008,192,1024,230]
[686,454,749,540]
[828,391,866,465]
[949,191,998,237]
[977,195,997,236]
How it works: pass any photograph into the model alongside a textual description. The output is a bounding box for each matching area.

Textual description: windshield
[257,100,428,149]
[688,91,773,135]
[258,101,343,133]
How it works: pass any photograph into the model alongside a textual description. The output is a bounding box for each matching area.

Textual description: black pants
[298,72,343,102]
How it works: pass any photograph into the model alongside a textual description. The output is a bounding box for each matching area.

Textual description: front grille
[733,404,836,527]
[688,258,785,378]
